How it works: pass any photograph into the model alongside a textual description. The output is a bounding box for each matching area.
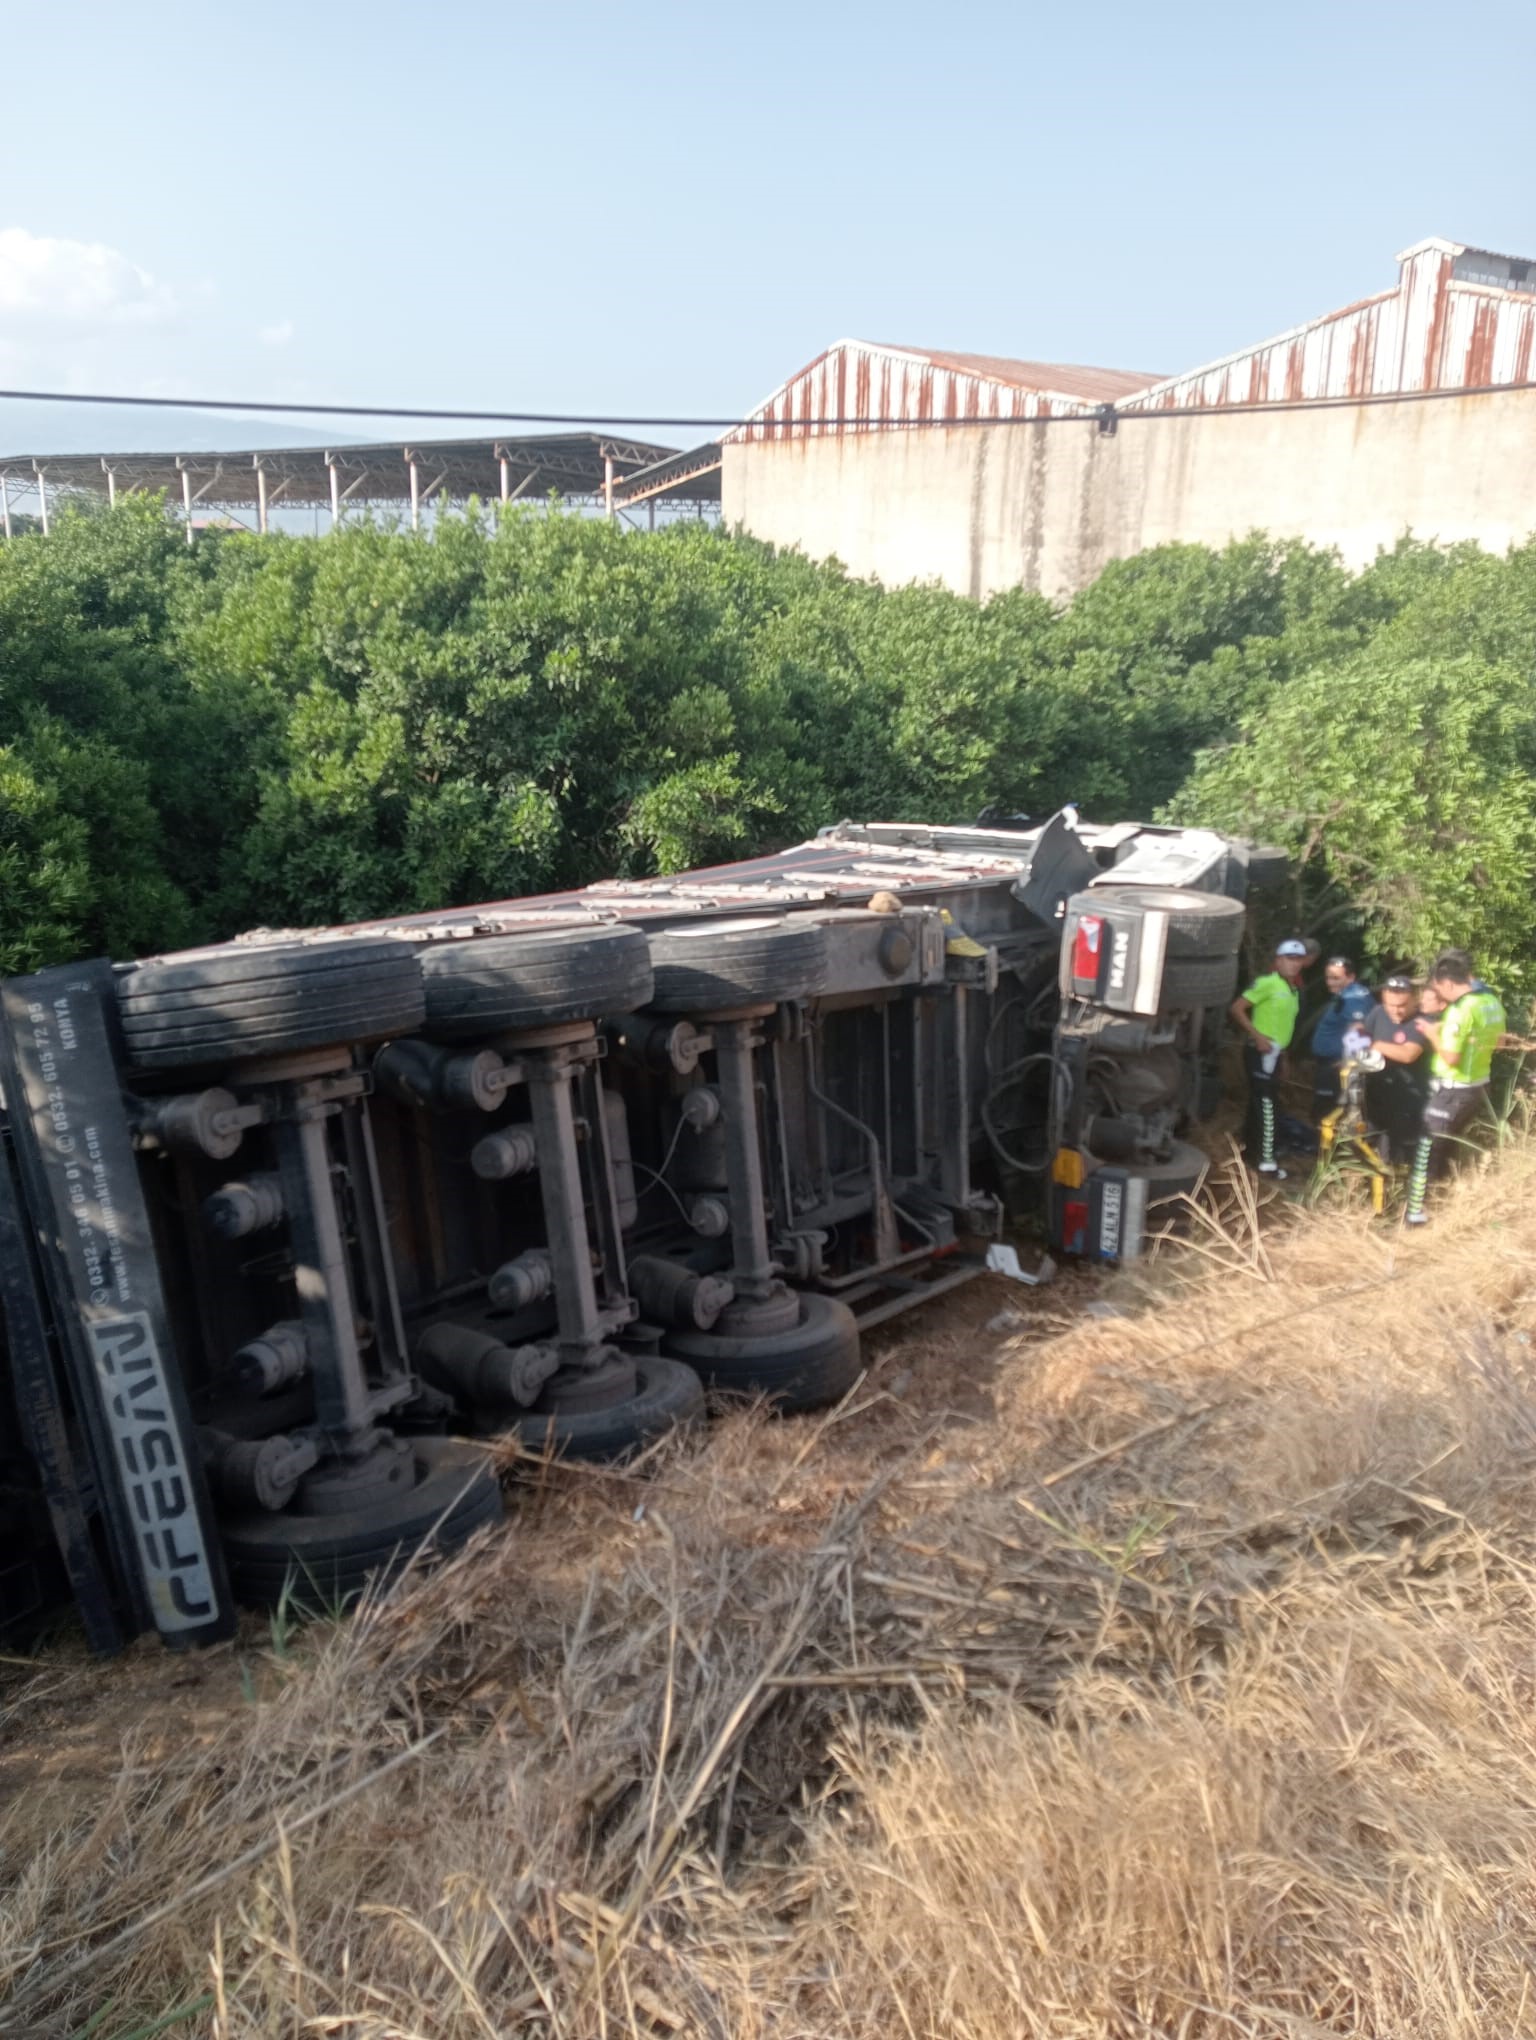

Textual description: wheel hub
[715,1281,800,1340]
[530,1352,639,1413]
[297,1434,414,1516]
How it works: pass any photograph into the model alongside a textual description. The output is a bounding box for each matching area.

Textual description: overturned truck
[0,810,1278,1651]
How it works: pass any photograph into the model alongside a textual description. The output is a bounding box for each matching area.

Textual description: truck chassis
[0,809,1275,1650]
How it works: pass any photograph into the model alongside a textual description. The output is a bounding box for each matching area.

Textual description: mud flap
[0,1122,123,1653]
[0,963,234,1645]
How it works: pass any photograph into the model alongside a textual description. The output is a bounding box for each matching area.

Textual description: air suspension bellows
[207,1432,318,1513]
[627,1255,734,1332]
[687,1195,730,1238]
[417,1321,560,1411]
[471,1126,539,1181]
[234,1320,309,1396]
[488,1247,554,1311]
[204,1173,285,1239]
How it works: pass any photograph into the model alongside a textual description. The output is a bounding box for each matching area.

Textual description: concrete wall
[722,387,1536,599]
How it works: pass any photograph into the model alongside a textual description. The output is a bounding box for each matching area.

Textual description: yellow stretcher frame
[1318,1090,1393,1216]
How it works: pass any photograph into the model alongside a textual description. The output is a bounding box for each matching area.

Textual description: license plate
[87,1312,219,1632]
[1098,1180,1124,1257]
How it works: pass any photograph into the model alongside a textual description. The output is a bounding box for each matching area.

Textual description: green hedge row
[2,500,1532,1002]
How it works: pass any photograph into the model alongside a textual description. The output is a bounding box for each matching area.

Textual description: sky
[4,0,1536,454]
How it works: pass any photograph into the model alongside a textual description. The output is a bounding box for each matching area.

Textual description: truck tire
[1243,846,1289,889]
[1129,1140,1209,1205]
[118,939,425,1070]
[668,1292,860,1412]
[219,1438,501,1609]
[1159,953,1240,1011]
[1089,887,1246,959]
[418,926,653,1039]
[502,1355,705,1462]
[647,917,829,1013]
[1195,1063,1226,1120]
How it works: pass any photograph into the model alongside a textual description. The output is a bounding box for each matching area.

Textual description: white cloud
[0,226,177,325]
[259,318,296,347]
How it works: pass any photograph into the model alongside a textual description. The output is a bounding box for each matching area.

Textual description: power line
[0,377,1532,436]
[0,387,725,428]
[0,384,1110,430]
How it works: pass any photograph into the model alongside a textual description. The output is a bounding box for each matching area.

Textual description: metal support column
[33,464,48,537]
[409,455,421,532]
[0,470,10,542]
[604,453,614,521]
[500,455,510,504]
[648,498,656,532]
[713,1018,777,1303]
[256,462,270,535]
[103,461,117,509]
[273,1106,373,1439]
[933,987,974,1208]
[181,465,193,544]
[328,454,341,530]
[573,1057,632,1320]
[337,1101,411,1380]
[525,1054,608,1368]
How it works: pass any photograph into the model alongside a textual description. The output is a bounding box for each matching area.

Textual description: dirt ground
[0,1258,1060,1822]
[7,1141,1536,2038]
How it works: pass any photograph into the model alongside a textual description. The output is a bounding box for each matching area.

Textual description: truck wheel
[1243,846,1289,889]
[1128,1140,1209,1205]
[419,926,653,1039]
[646,917,828,1013]
[668,1292,860,1412]
[1159,953,1240,1011]
[219,1438,501,1609]
[1088,887,1246,959]
[501,1355,705,1462]
[118,939,426,1070]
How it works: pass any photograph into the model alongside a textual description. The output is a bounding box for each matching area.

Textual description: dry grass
[7,1141,1536,2037]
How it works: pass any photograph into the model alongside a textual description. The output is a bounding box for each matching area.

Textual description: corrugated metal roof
[1123,239,1536,411]
[733,238,1536,446]
[611,442,722,508]
[728,339,1161,442]
[872,347,1161,403]
[0,433,686,512]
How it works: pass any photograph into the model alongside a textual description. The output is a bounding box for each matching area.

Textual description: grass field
[5,1141,1536,2039]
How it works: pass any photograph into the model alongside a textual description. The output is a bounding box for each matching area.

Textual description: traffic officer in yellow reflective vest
[1230,938,1310,1179]
[1404,949,1506,1226]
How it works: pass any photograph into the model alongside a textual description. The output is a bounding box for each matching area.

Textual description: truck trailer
[0,808,1279,1653]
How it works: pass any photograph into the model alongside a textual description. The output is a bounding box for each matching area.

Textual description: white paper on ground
[985,1243,1056,1286]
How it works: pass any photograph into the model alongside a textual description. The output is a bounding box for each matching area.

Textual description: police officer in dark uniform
[1362,974,1432,1165]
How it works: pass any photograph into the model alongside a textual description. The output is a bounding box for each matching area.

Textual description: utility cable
[1,377,1533,435]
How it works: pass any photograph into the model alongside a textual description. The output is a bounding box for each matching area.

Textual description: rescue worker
[1230,938,1310,1178]
[1308,956,1376,1122]
[1404,950,1506,1226]
[1362,973,1432,1165]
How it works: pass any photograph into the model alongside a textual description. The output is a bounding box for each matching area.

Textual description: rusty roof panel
[1125,240,1536,412]
[885,348,1160,402]
[728,340,1161,441]
[731,237,1536,451]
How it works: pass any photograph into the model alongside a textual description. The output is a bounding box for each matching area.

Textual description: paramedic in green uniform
[1404,949,1506,1226]
[1230,938,1310,1178]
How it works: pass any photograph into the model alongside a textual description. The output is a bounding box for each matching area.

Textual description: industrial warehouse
[3,235,1535,595]
[722,235,1536,596]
